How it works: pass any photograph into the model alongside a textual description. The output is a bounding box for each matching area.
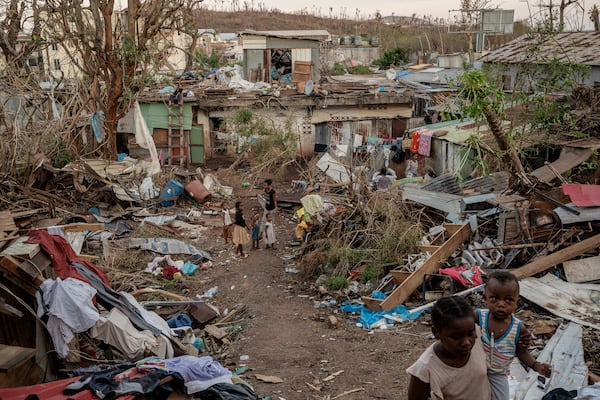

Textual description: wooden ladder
[362,223,472,311]
[167,96,185,166]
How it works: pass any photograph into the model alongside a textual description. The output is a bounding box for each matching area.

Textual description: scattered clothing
[36,278,100,358]
[90,308,159,360]
[410,131,421,154]
[439,266,484,287]
[27,229,110,286]
[165,356,233,394]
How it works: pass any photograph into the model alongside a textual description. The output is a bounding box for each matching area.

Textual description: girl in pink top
[407,296,491,400]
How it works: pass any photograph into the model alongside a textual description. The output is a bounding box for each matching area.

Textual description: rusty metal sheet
[562,183,600,207]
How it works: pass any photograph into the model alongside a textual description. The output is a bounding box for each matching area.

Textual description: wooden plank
[361,297,383,311]
[444,224,465,236]
[562,255,600,283]
[0,256,41,295]
[512,233,600,280]
[0,345,36,372]
[0,211,17,233]
[0,236,40,259]
[375,224,471,311]
[62,223,105,232]
[390,270,412,285]
[204,324,228,340]
[418,245,440,253]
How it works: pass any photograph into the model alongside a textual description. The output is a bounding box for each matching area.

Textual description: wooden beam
[512,233,600,280]
[390,270,411,285]
[361,297,383,311]
[418,245,440,253]
[375,224,471,311]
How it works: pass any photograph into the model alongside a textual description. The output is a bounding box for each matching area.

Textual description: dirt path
[193,189,431,400]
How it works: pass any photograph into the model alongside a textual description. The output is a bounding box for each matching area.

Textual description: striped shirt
[477,308,522,375]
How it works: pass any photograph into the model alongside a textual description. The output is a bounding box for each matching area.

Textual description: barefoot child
[232,201,250,258]
[264,213,276,249]
[251,210,261,250]
[407,295,491,400]
[477,271,552,400]
[222,203,232,244]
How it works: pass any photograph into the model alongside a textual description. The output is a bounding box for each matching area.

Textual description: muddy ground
[152,159,432,399]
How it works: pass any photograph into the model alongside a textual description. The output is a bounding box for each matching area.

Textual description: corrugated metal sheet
[242,35,266,50]
[241,30,329,40]
[480,32,600,66]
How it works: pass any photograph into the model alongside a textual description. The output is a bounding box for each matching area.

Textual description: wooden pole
[512,233,600,280]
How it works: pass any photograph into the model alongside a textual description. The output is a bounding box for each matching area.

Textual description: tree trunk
[484,110,532,185]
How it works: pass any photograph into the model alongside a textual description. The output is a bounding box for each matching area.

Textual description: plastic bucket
[185,179,210,203]
[160,179,184,206]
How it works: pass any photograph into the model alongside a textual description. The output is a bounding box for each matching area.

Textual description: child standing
[232,201,250,258]
[222,203,233,244]
[407,296,491,400]
[264,213,276,249]
[251,210,261,250]
[478,271,551,400]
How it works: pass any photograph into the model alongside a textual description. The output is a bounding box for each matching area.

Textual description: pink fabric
[438,266,483,287]
[418,130,433,156]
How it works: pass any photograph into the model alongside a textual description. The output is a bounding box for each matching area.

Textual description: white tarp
[514,322,587,399]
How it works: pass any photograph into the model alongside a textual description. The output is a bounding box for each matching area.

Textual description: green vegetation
[325,276,349,291]
[359,264,383,284]
[347,65,372,74]
[48,138,74,168]
[373,47,410,68]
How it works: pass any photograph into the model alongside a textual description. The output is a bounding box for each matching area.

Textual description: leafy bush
[325,276,348,291]
[360,264,383,283]
[330,62,346,75]
[373,47,410,68]
[348,65,372,74]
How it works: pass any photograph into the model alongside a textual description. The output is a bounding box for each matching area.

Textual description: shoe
[241,254,249,259]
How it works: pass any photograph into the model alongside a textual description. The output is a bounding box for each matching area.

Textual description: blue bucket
[160,179,184,206]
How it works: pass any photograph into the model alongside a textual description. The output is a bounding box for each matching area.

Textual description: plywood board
[0,236,40,258]
[0,345,35,372]
[520,274,600,330]
[563,255,600,283]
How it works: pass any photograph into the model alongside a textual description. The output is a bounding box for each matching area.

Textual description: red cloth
[438,266,483,287]
[26,229,110,286]
[411,131,421,153]
[161,265,181,279]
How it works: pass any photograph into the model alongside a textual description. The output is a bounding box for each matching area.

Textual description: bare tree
[558,0,583,31]
[590,4,600,30]
[43,0,203,159]
[0,0,44,75]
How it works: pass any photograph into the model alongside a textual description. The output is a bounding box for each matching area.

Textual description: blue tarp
[340,290,424,329]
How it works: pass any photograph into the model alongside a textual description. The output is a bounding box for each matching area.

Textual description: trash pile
[0,165,268,398]
[280,146,600,397]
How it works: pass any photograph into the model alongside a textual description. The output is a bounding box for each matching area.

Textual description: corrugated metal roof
[480,31,600,66]
[240,30,330,41]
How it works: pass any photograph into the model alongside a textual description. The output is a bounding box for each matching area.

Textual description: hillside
[195,8,529,54]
